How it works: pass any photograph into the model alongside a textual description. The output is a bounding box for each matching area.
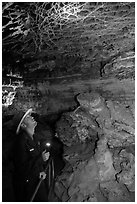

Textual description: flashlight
[45,142,51,147]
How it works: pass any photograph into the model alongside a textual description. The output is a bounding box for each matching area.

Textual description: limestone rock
[73,106,100,131]
[55,158,101,202]
[77,92,112,128]
[103,51,135,79]
[56,113,79,146]
[106,100,134,127]
[67,158,99,201]
[99,180,133,202]
[114,149,135,192]
[130,101,135,118]
[56,109,98,146]
[54,181,66,200]
[54,163,74,201]
[114,121,135,135]
[77,92,104,110]
[54,91,134,202]
[95,137,117,182]
[64,142,95,163]
[104,128,134,148]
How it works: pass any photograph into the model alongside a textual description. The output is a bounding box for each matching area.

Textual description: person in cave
[35,124,65,178]
[2,108,65,202]
[34,125,66,201]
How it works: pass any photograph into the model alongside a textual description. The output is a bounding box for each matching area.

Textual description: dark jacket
[13,131,48,201]
[34,126,65,177]
[40,136,65,177]
[3,119,65,202]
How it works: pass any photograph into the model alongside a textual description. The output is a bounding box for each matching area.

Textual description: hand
[42,150,50,162]
[39,171,46,180]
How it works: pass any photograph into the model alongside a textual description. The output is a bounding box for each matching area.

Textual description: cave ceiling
[2,2,135,77]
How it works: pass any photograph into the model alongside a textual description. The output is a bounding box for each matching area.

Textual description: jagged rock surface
[54,91,135,202]
[2,2,135,202]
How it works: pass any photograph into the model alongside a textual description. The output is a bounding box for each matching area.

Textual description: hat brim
[16,108,33,135]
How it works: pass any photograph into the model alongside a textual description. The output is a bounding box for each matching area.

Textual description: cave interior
[2,2,135,202]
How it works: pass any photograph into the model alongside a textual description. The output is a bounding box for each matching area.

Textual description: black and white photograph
[2,1,135,202]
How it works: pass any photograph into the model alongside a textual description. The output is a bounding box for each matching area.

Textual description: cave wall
[2,42,135,117]
[3,77,134,118]
[2,2,135,118]
[2,2,135,202]
[52,91,134,202]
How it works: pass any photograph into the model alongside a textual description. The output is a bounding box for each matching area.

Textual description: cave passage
[2,2,135,202]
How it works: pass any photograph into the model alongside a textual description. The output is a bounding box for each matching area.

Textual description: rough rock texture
[2,2,135,118]
[113,149,135,192]
[2,77,135,117]
[77,91,135,148]
[56,110,99,146]
[54,91,134,202]
[103,51,135,79]
[99,181,132,202]
[106,100,134,127]
[2,2,135,202]
[55,109,99,164]
[94,137,116,182]
[3,3,135,80]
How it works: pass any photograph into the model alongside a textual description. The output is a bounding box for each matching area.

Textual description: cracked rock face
[94,137,116,182]
[54,91,135,202]
[2,3,135,202]
[99,180,132,202]
[103,51,135,79]
[67,159,99,201]
[56,110,99,147]
[114,149,135,192]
